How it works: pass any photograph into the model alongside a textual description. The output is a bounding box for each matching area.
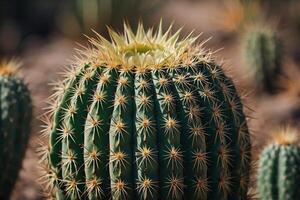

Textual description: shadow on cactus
[0,60,32,199]
[41,22,252,199]
[242,25,283,94]
[257,127,300,200]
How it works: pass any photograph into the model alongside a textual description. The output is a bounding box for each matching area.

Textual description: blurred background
[0,0,299,199]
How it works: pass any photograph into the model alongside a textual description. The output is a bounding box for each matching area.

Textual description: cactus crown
[272,127,299,146]
[85,22,205,71]
[0,59,20,76]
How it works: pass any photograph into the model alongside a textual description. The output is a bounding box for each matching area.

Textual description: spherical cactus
[0,60,32,199]
[42,22,251,200]
[257,128,300,200]
[243,25,282,93]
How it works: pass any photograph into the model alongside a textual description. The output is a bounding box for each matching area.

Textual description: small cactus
[42,22,251,199]
[243,25,282,93]
[0,60,32,199]
[257,128,300,200]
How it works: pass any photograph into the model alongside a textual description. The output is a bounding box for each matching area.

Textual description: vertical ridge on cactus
[42,22,251,199]
[257,128,300,200]
[0,59,32,199]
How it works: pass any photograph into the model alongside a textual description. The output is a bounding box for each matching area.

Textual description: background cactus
[0,60,32,199]
[42,23,251,199]
[72,0,141,32]
[58,0,165,35]
[257,128,300,200]
[243,25,282,93]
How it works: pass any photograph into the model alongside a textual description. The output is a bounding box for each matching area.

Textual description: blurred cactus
[243,26,282,93]
[42,22,252,199]
[0,60,32,199]
[257,128,300,200]
[214,0,262,35]
[72,0,141,32]
[58,0,165,36]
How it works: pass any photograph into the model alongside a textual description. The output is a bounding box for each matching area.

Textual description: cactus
[69,0,166,34]
[0,60,32,199]
[257,128,300,200]
[71,0,145,32]
[72,0,116,32]
[243,25,282,93]
[42,22,251,200]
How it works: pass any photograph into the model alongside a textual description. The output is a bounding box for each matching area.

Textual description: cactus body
[243,26,282,93]
[257,129,300,200]
[0,60,32,199]
[44,23,251,200]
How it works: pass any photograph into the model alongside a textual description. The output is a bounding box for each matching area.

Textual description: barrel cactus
[257,128,300,200]
[42,22,251,199]
[0,60,32,199]
[243,25,282,93]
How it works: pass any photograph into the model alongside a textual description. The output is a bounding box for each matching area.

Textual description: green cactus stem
[257,128,300,200]
[243,25,282,93]
[42,22,251,200]
[0,60,32,199]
